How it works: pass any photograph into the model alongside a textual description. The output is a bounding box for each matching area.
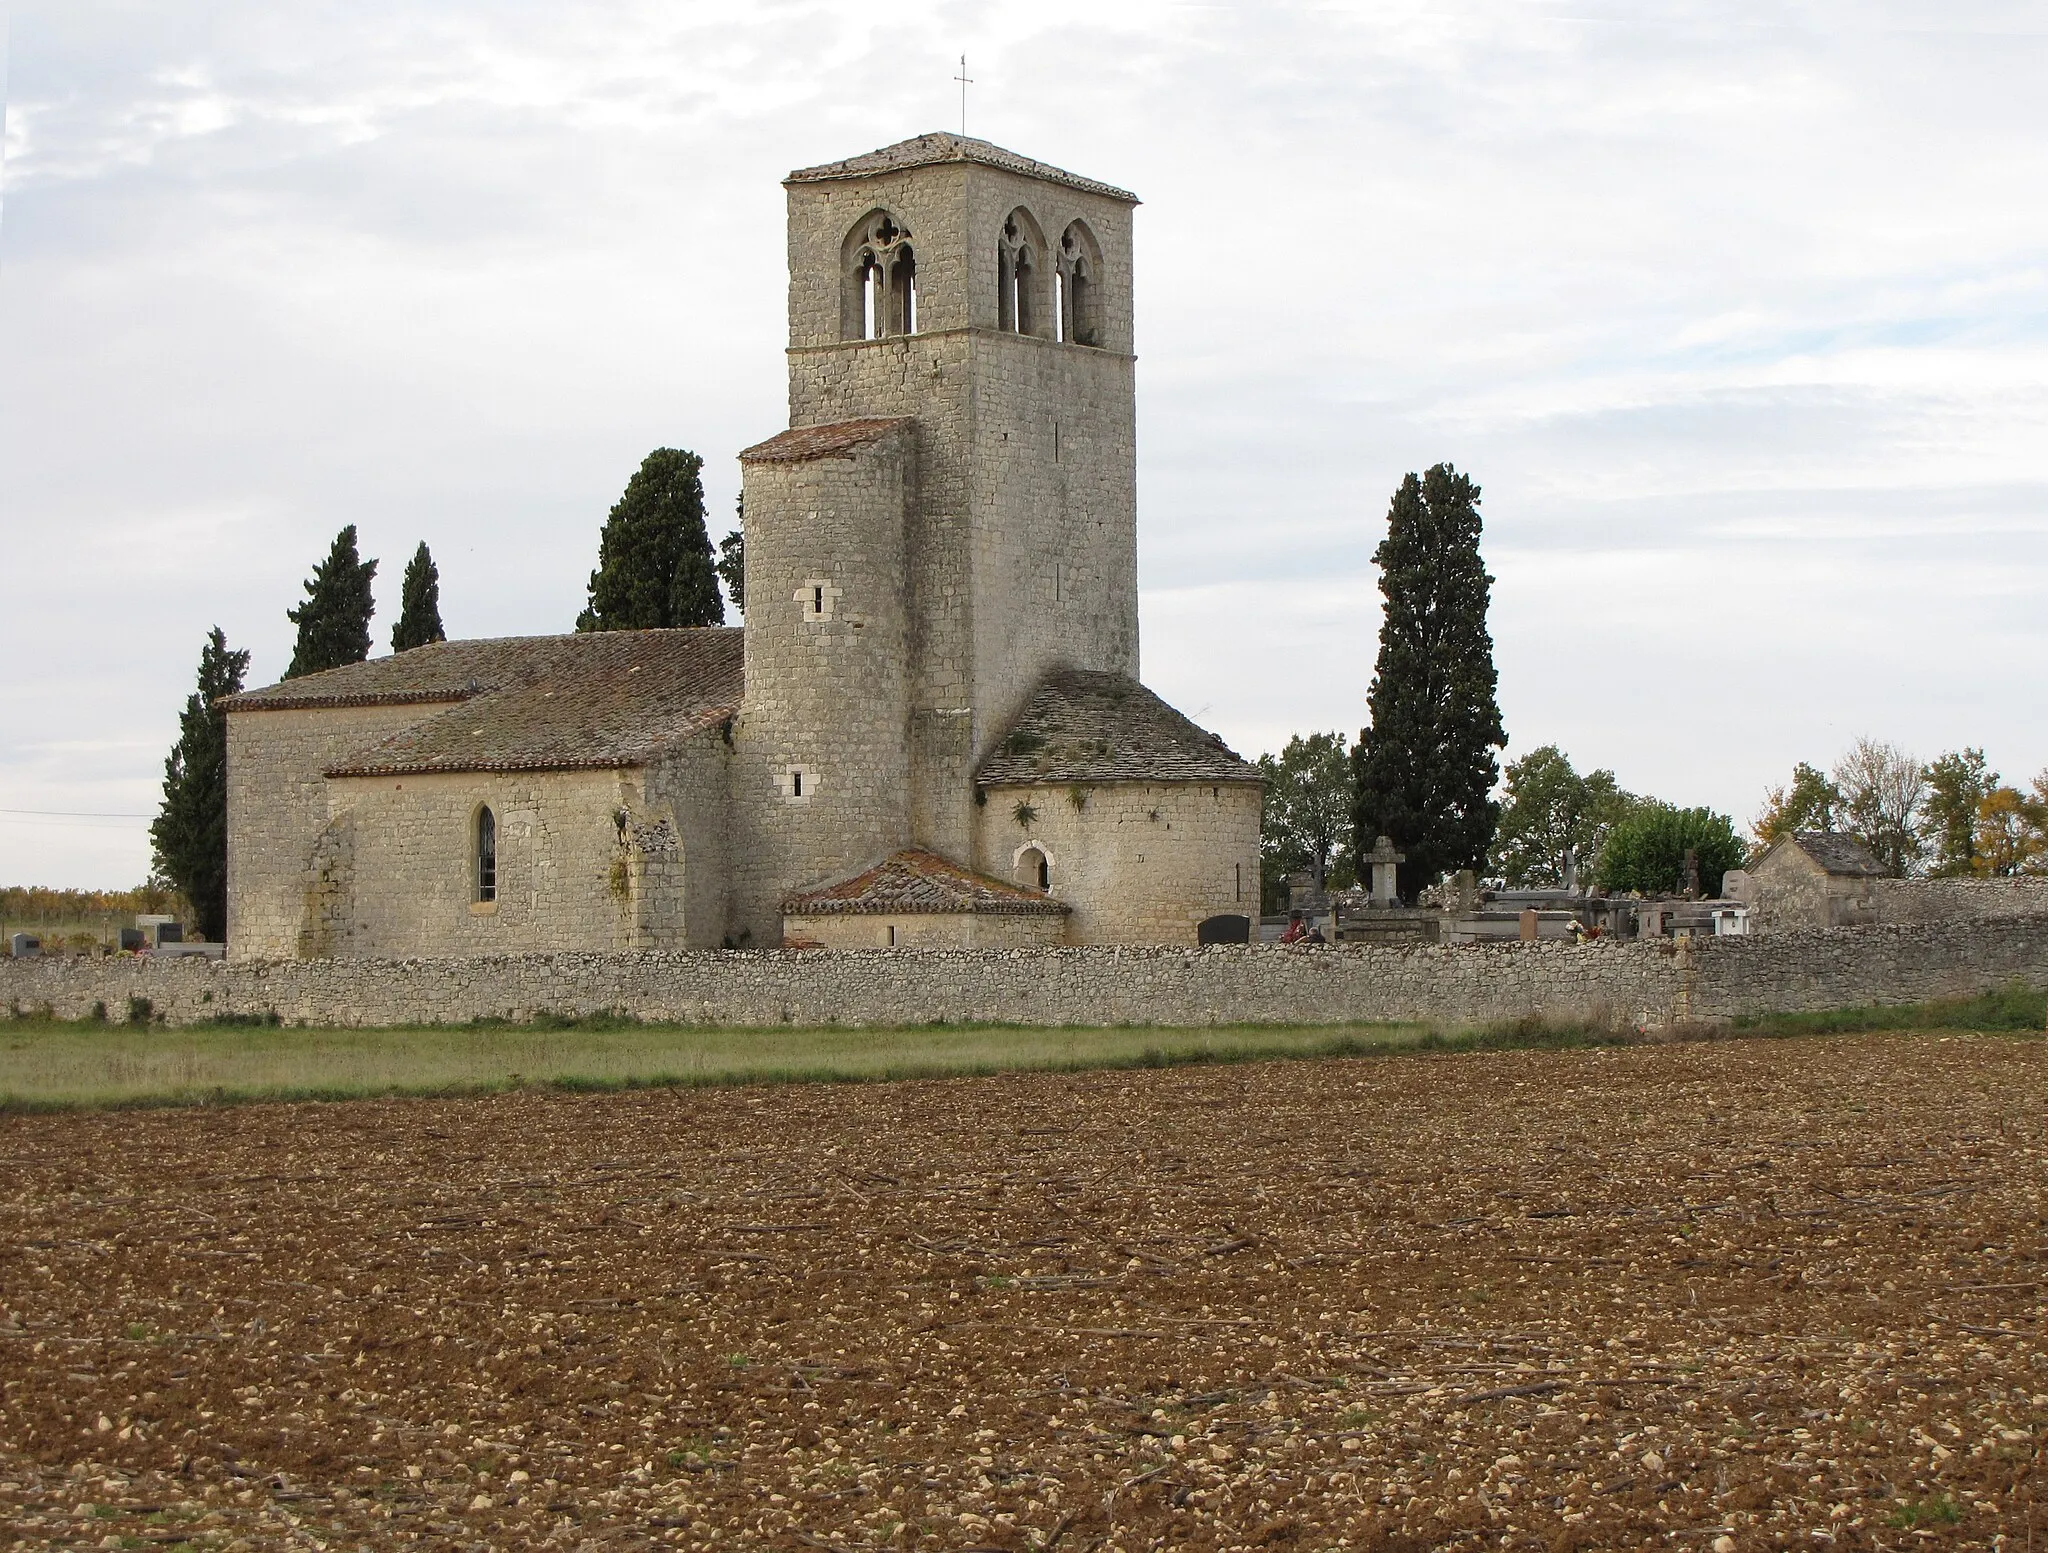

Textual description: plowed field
[2,1032,2042,1551]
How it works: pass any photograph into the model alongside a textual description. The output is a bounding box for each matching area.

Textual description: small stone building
[1732,831,1891,931]
[221,133,1261,958]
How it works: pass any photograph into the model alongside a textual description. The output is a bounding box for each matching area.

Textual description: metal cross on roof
[954,55,973,136]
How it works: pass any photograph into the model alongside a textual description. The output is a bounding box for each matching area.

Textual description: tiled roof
[739,418,913,465]
[784,849,1070,917]
[1789,831,1891,877]
[975,670,1264,787]
[222,635,627,713]
[234,630,743,777]
[786,134,1138,204]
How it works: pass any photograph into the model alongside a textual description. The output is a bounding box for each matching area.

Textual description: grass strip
[0,985,2040,1112]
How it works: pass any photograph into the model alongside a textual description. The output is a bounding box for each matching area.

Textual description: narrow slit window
[1054,271,1066,343]
[812,585,824,614]
[791,770,803,798]
[476,807,497,903]
[861,255,882,340]
[887,925,898,947]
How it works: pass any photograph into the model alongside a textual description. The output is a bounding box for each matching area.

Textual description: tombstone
[1681,848,1700,900]
[156,922,184,945]
[1518,909,1539,943]
[1451,869,1480,916]
[8,933,40,959]
[1562,847,1580,895]
[118,927,145,952]
[1197,914,1252,946]
[1363,835,1405,907]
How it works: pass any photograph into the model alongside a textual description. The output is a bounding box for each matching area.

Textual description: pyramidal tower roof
[786,133,1137,204]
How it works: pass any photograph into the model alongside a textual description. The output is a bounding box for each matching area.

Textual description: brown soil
[1,1033,2042,1551]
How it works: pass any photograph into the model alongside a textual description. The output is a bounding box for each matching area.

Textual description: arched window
[996,207,1049,338]
[475,806,497,903]
[1058,220,1104,347]
[890,244,918,335]
[841,211,915,341]
[1019,846,1050,894]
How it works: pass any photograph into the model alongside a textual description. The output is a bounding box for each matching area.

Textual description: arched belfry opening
[996,207,1050,338]
[842,210,917,341]
[1058,219,1104,347]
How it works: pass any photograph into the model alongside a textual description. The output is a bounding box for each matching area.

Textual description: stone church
[223,134,1262,959]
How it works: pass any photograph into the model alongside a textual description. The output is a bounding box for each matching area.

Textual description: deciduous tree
[1597,804,1744,897]
[1922,748,1997,878]
[1832,737,1925,876]
[1751,761,1841,847]
[1258,731,1356,912]
[1973,783,2048,877]
[284,525,377,679]
[391,541,446,652]
[577,448,723,631]
[1351,464,1506,898]
[150,627,249,942]
[1490,745,1634,888]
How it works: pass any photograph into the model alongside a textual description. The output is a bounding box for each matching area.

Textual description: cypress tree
[577,448,723,631]
[284,524,378,678]
[391,541,446,652]
[150,627,250,943]
[716,493,745,615]
[1351,463,1507,898]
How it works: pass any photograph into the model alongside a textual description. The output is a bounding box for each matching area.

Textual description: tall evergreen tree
[1351,463,1506,898]
[391,541,446,652]
[284,524,378,679]
[150,627,250,942]
[716,493,745,615]
[577,448,723,631]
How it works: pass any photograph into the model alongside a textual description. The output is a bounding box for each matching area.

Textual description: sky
[3,0,2046,888]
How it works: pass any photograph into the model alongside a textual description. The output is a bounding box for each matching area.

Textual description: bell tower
[730,133,1140,942]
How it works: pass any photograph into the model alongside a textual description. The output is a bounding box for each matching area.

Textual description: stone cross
[1364,834,1405,907]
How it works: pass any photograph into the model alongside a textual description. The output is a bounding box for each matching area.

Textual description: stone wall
[9,917,2045,1032]
[787,912,1067,951]
[225,702,462,959]
[1867,877,2048,925]
[733,426,914,945]
[974,780,1260,944]
[326,764,714,958]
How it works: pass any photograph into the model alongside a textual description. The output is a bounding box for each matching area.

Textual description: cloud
[4,0,2046,884]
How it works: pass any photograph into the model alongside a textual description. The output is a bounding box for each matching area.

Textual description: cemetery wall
[6,917,2047,1032]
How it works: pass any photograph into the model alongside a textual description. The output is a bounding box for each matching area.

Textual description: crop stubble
[0,1032,2041,1550]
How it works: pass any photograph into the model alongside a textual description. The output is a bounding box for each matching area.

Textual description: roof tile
[786,133,1137,204]
[739,418,913,465]
[976,669,1263,787]
[784,849,1070,916]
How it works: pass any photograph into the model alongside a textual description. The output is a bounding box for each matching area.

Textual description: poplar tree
[577,448,724,631]
[391,541,446,652]
[150,627,250,942]
[1351,463,1506,898]
[284,524,378,679]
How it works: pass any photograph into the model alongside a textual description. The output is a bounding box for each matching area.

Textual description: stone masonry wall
[732,428,914,946]
[1866,877,2048,925]
[330,767,669,958]
[974,781,1260,944]
[226,702,463,959]
[9,917,2045,1031]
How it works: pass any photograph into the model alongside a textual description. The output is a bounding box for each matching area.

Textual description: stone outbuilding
[782,849,1069,948]
[1730,831,1891,931]
[220,132,1260,958]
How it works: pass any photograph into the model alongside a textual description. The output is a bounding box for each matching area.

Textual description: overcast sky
[4,1,2046,887]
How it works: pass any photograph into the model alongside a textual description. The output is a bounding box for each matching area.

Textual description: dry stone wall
[8,917,2046,1032]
